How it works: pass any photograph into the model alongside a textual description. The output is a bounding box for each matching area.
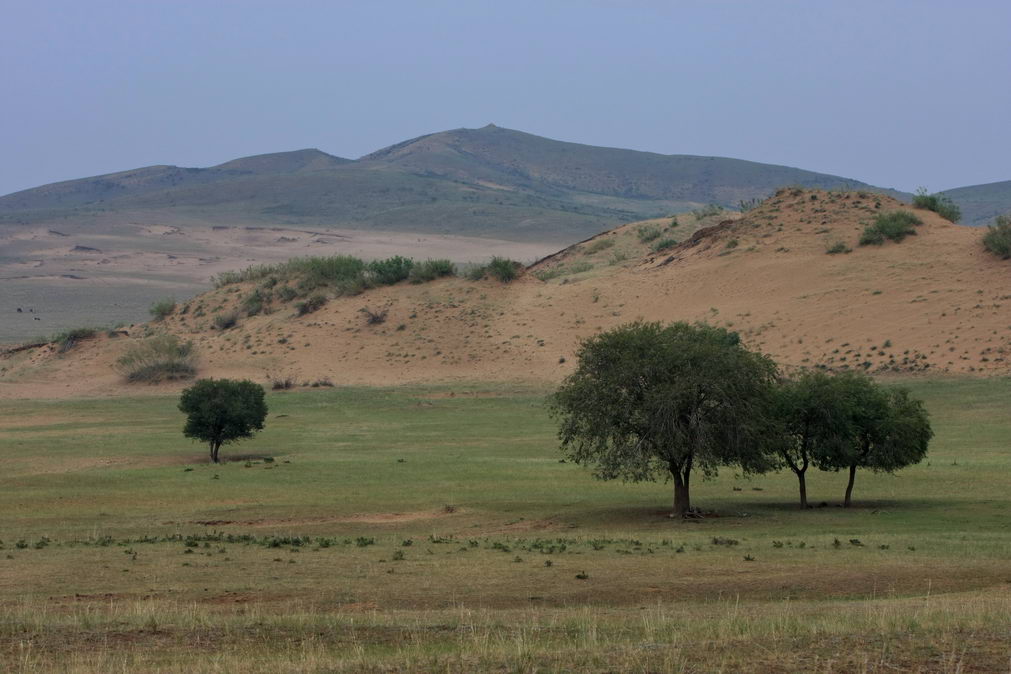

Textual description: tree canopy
[549,321,778,517]
[179,378,268,463]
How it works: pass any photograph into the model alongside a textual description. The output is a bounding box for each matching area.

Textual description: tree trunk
[210,441,220,464]
[671,469,691,517]
[797,468,809,509]
[843,464,857,507]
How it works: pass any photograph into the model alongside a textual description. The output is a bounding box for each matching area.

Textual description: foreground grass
[1,378,1009,671]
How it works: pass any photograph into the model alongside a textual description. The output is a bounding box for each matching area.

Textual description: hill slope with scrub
[2,189,1008,399]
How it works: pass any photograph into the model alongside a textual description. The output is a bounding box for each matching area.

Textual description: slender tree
[549,321,777,517]
[179,378,268,463]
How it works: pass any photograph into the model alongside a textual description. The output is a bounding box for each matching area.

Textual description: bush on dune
[116,334,196,383]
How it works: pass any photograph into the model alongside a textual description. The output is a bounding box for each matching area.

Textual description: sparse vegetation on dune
[51,327,99,353]
[115,333,196,383]
[213,254,457,293]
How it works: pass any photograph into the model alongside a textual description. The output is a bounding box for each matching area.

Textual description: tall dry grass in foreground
[4,590,1008,672]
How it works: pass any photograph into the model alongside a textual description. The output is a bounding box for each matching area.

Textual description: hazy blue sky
[2,0,1009,196]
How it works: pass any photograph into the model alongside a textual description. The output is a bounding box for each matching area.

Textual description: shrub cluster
[912,189,961,223]
[468,257,521,283]
[982,214,1011,259]
[214,254,456,293]
[859,211,922,246]
[116,334,196,383]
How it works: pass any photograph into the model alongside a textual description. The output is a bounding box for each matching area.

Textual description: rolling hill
[0,125,909,244]
[4,187,1008,399]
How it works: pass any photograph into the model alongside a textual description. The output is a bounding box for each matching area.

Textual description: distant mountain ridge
[940,180,1011,227]
[1,125,1003,242]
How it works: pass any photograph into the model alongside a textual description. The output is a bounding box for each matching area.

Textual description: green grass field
[1,378,1009,672]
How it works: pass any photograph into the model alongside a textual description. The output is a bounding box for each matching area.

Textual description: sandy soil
[3,189,1008,400]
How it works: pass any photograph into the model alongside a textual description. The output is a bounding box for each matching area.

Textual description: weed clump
[214,311,239,330]
[584,238,615,254]
[116,334,196,383]
[636,224,662,243]
[52,327,98,353]
[859,211,922,246]
[295,295,327,316]
[361,306,388,325]
[826,241,852,255]
[409,259,455,283]
[651,237,679,253]
[149,298,176,321]
[912,188,961,223]
[982,215,1011,259]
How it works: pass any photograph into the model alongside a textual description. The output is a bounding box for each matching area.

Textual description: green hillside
[0,125,912,243]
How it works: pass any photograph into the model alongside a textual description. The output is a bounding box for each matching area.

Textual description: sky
[1,0,1009,196]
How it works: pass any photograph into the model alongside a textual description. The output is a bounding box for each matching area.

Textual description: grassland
[1,378,1009,671]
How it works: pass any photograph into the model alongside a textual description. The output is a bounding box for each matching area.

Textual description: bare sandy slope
[0,221,555,343]
[3,189,1008,399]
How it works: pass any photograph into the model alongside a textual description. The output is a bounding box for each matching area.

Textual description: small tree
[179,379,268,463]
[770,371,857,508]
[550,321,777,517]
[815,375,932,507]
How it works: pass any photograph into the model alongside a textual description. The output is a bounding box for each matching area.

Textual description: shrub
[277,285,298,302]
[214,311,239,330]
[366,256,414,286]
[268,373,296,390]
[487,257,520,283]
[243,290,267,317]
[116,334,196,383]
[409,259,456,283]
[826,241,852,255]
[859,211,922,246]
[724,239,739,250]
[692,204,725,219]
[584,238,615,254]
[982,214,1011,259]
[912,188,961,223]
[53,327,98,353]
[149,298,176,321]
[651,237,679,253]
[636,224,662,243]
[464,264,487,281]
[361,306,388,324]
[295,294,327,316]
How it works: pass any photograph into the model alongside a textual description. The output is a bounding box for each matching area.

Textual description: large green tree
[549,321,777,518]
[814,374,932,507]
[179,378,268,463]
